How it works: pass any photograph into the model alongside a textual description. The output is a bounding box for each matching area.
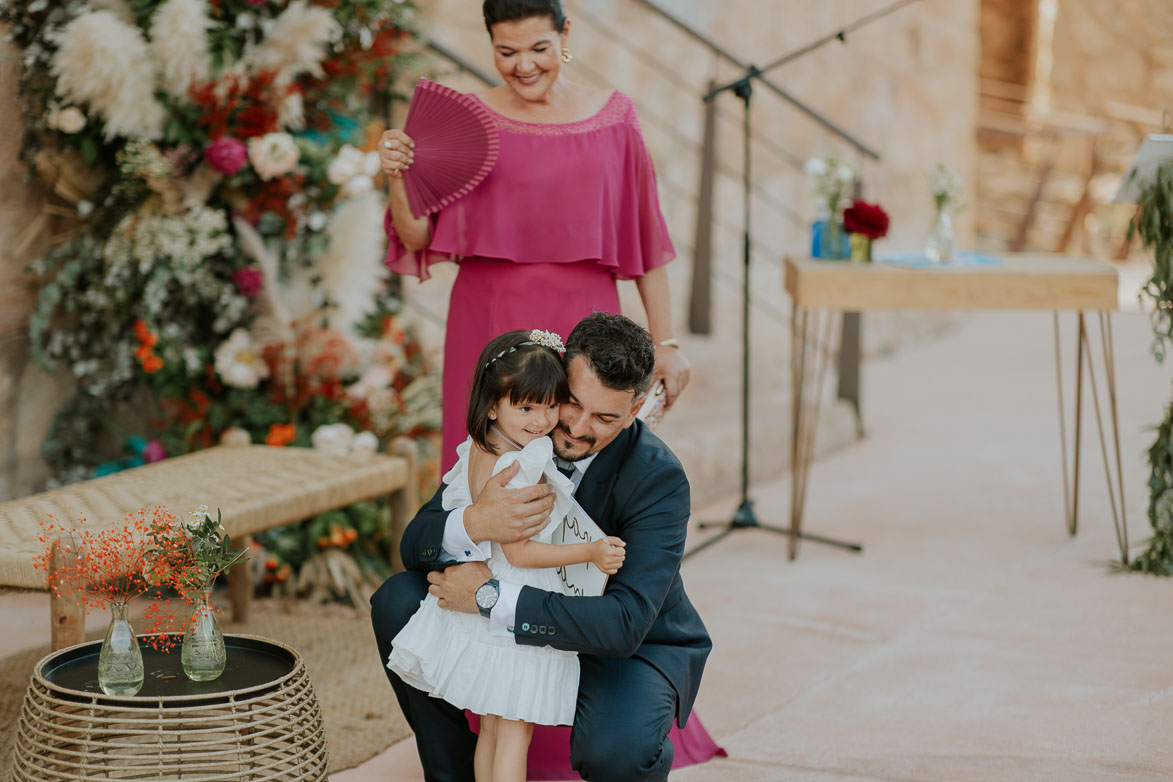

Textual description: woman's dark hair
[564,312,655,398]
[467,330,569,454]
[483,0,566,33]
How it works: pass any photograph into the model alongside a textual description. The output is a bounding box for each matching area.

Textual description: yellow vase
[849,233,872,263]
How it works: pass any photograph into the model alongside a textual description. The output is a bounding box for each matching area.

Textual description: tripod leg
[794,309,838,546]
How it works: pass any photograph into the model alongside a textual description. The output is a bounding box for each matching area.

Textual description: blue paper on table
[873,250,1003,269]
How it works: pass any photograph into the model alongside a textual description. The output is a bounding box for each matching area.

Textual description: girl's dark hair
[483,0,566,33]
[467,330,569,454]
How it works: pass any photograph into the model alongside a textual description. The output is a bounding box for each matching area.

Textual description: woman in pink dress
[380,1,723,778]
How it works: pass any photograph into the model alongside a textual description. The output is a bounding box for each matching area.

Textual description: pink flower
[246,0,268,4]
[232,266,264,298]
[143,440,167,463]
[204,137,248,175]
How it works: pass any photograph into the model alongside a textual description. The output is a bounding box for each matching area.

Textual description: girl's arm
[501,537,626,575]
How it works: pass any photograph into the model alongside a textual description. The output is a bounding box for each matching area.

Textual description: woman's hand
[652,344,691,408]
[590,536,626,575]
[379,129,415,179]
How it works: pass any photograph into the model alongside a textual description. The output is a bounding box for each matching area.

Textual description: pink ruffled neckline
[470,91,624,135]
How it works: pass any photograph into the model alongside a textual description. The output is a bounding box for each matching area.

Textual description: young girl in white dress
[387,328,626,782]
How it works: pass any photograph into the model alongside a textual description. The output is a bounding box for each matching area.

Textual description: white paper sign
[550,497,609,597]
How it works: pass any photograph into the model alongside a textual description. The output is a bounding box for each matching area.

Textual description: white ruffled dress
[387,436,580,726]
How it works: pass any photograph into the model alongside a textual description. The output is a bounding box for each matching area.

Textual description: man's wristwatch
[475,578,500,619]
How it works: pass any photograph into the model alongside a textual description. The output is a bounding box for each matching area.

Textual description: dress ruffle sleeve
[440,438,474,511]
[382,91,674,281]
[490,438,576,542]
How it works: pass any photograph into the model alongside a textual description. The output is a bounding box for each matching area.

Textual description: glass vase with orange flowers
[146,506,249,681]
[33,508,189,696]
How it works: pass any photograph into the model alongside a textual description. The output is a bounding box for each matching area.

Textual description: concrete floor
[340,308,1173,781]
[4,307,1171,781]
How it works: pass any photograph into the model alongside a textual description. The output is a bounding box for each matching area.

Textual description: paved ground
[341,308,1173,781]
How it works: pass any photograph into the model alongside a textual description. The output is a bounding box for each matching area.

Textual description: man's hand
[428,562,493,614]
[464,462,556,544]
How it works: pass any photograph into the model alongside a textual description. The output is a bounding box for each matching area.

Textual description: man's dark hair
[565,312,655,398]
[483,0,566,32]
[467,330,569,454]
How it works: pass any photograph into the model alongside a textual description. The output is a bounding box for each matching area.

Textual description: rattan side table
[12,634,328,781]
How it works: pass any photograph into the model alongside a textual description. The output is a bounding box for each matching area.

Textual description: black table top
[39,634,297,706]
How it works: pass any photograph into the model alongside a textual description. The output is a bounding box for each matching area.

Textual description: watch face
[475,583,496,609]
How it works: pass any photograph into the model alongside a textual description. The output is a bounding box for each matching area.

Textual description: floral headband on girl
[484,329,565,368]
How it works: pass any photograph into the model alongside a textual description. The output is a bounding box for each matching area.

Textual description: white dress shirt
[441,452,599,635]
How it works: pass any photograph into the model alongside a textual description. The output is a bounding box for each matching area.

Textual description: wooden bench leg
[230,535,253,623]
[389,437,420,574]
[50,541,84,650]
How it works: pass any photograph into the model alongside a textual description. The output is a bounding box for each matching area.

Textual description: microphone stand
[685,0,918,561]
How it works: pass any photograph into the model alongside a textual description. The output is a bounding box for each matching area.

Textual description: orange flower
[266,423,296,446]
[142,355,164,373]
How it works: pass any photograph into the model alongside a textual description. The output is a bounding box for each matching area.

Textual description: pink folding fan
[401,77,500,218]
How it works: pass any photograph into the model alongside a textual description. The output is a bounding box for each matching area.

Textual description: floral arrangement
[805,155,858,216]
[148,506,248,605]
[927,163,965,213]
[4,0,441,597]
[843,201,890,241]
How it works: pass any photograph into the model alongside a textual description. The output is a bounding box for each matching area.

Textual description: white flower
[188,504,210,530]
[346,363,394,400]
[352,431,378,457]
[311,423,355,455]
[360,150,381,178]
[50,106,87,133]
[214,328,270,388]
[340,174,374,199]
[77,200,94,217]
[804,157,826,178]
[248,132,299,180]
[327,144,364,185]
[219,427,251,447]
[836,163,856,184]
[307,211,328,232]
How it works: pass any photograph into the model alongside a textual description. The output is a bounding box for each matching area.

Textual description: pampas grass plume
[317,192,389,340]
[52,11,166,139]
[150,0,213,99]
[245,0,340,81]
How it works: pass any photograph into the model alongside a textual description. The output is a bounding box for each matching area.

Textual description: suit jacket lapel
[574,422,638,534]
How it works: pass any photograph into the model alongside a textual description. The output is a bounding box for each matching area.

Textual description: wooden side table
[12,634,328,781]
[783,253,1127,561]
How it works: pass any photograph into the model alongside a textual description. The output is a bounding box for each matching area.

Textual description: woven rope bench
[0,441,417,650]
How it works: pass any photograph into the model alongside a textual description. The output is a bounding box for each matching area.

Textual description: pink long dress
[385,89,724,779]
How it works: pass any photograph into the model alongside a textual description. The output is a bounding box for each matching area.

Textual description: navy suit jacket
[400,420,711,726]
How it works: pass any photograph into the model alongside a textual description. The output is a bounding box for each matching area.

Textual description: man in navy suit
[371,312,711,782]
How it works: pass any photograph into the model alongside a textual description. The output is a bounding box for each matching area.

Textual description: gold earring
[561,48,573,63]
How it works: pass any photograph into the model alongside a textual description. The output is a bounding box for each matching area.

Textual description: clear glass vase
[181,586,226,681]
[98,603,144,696]
[924,207,954,263]
[819,218,850,260]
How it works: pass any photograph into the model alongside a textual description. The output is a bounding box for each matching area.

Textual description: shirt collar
[570,452,599,475]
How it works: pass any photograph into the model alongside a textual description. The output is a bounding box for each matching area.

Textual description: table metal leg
[1053,310,1129,563]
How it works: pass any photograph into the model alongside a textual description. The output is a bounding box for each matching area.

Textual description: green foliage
[1128,161,1173,362]
[1128,160,1173,574]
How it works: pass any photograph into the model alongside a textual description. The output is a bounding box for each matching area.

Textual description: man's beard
[553,421,596,460]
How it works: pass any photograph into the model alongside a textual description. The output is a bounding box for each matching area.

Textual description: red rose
[843,201,890,240]
[204,136,248,175]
